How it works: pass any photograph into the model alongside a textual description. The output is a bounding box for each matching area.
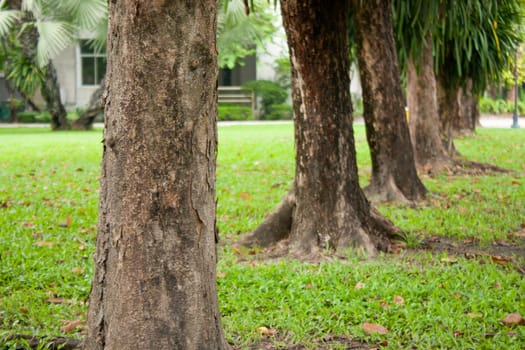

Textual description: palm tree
[72,0,277,130]
[0,0,106,130]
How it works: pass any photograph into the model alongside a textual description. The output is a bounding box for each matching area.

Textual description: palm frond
[0,9,21,36]
[35,20,75,66]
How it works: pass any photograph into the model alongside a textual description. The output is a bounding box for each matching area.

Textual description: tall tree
[84,1,229,349]
[242,0,399,256]
[351,0,426,203]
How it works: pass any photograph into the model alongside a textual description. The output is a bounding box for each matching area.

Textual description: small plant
[241,80,290,120]
[218,104,253,121]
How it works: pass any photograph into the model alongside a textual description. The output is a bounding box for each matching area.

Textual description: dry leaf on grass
[256,326,277,336]
[354,281,365,290]
[393,295,405,304]
[35,241,56,247]
[363,322,389,335]
[500,313,524,326]
[60,319,84,333]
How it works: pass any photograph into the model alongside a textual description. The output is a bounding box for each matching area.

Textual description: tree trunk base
[364,175,425,204]
[240,189,402,259]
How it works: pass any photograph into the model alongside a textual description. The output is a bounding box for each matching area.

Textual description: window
[80,40,106,86]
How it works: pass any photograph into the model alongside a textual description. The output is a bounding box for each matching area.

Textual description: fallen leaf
[58,216,72,228]
[19,307,28,314]
[60,319,84,333]
[354,281,365,290]
[453,293,462,299]
[231,247,243,256]
[35,241,56,247]
[363,322,389,335]
[72,267,84,275]
[256,326,277,336]
[78,245,86,251]
[493,283,501,289]
[500,313,524,326]
[467,313,483,319]
[379,301,389,308]
[239,192,251,200]
[393,295,404,305]
[46,297,66,304]
[217,272,227,278]
[491,255,510,264]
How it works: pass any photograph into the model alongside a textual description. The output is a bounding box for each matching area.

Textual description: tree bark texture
[406,36,451,172]
[244,0,399,257]
[351,0,426,203]
[85,1,228,349]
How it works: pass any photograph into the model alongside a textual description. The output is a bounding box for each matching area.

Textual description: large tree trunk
[406,35,452,172]
[352,0,426,203]
[85,1,228,349]
[72,78,104,130]
[242,0,400,257]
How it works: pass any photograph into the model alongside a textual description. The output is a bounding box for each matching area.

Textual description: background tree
[435,0,524,142]
[85,0,229,349]
[242,0,399,256]
[0,0,106,130]
[72,0,277,130]
[350,0,426,203]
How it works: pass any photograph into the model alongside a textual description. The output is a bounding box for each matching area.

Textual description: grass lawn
[0,124,524,349]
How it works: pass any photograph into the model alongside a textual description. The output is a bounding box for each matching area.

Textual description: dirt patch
[232,335,373,350]
[417,233,525,273]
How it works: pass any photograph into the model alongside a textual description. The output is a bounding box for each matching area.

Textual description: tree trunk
[242,0,400,257]
[351,0,426,203]
[438,78,477,138]
[41,62,70,130]
[406,35,452,172]
[84,1,228,349]
[72,78,105,130]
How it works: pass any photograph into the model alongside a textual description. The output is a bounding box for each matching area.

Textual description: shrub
[16,111,38,123]
[242,80,288,116]
[218,104,253,121]
[264,104,293,120]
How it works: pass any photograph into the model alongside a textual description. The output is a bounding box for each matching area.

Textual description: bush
[16,111,38,123]
[218,104,253,121]
[242,80,288,116]
[264,104,293,120]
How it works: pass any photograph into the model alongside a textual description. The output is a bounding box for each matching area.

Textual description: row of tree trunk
[83,0,486,349]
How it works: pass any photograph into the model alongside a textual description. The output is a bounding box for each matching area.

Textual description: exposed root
[364,176,414,205]
[239,190,295,248]
[453,158,512,175]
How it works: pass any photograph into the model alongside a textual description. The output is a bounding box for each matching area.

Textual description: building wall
[53,45,100,109]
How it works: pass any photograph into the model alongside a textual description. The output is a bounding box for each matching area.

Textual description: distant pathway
[0,115,523,129]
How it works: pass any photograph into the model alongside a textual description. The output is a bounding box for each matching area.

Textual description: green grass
[1,124,524,349]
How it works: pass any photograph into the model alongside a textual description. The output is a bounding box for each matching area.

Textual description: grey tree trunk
[84,1,228,349]
[406,35,452,172]
[242,0,399,257]
[352,0,426,203]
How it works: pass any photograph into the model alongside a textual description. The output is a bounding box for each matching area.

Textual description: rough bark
[84,1,228,350]
[406,35,452,172]
[352,0,426,203]
[72,78,105,130]
[242,0,400,257]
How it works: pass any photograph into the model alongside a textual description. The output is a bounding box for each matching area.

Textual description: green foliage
[1,126,524,349]
[242,80,290,119]
[479,96,525,114]
[217,0,277,69]
[218,104,253,121]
